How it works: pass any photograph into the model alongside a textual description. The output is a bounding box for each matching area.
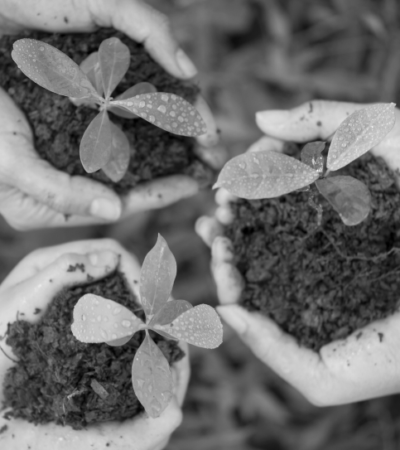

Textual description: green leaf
[98,37,130,99]
[109,82,157,119]
[148,300,193,327]
[140,235,177,318]
[215,151,320,199]
[327,103,396,171]
[105,335,133,347]
[79,51,103,96]
[131,333,174,418]
[102,122,131,182]
[80,110,112,173]
[153,304,223,349]
[316,176,371,226]
[71,294,144,343]
[110,93,207,136]
[12,39,100,100]
[301,141,325,173]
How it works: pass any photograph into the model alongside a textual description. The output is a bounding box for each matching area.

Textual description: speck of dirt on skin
[33,308,41,315]
[378,332,384,342]
[67,263,85,273]
[0,424,8,434]
[49,279,53,283]
[356,332,362,340]
[317,121,322,126]
[63,213,71,221]
[12,131,16,135]
[158,193,163,199]
[63,16,69,24]
[308,102,313,113]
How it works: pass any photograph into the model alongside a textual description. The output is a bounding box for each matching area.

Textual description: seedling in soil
[215,104,396,226]
[71,235,223,418]
[11,38,207,182]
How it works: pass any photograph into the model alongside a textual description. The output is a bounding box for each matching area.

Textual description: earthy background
[2,0,400,448]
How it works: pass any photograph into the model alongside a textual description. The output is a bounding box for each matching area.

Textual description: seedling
[11,38,207,182]
[215,103,396,226]
[71,235,223,418]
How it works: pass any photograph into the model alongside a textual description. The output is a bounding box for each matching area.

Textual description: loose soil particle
[0,29,214,195]
[225,151,400,351]
[2,271,183,429]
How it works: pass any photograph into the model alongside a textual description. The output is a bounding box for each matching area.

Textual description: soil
[224,148,400,351]
[0,29,214,195]
[1,270,184,429]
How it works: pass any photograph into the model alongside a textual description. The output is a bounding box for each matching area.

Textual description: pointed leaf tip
[140,235,177,318]
[132,333,174,418]
[110,92,207,136]
[216,151,320,199]
[153,304,223,349]
[327,103,396,171]
[316,176,371,226]
[71,294,143,343]
[12,39,99,100]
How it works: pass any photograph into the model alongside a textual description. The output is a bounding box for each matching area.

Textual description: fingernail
[90,198,121,221]
[176,49,198,78]
[256,110,290,125]
[217,305,248,335]
[88,250,118,267]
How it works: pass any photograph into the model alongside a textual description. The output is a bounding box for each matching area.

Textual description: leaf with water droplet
[79,51,103,96]
[327,103,396,171]
[153,304,223,349]
[71,294,144,343]
[110,92,207,136]
[140,234,177,318]
[316,176,371,226]
[102,122,131,182]
[301,141,325,173]
[131,333,173,418]
[80,110,112,173]
[109,82,157,119]
[11,39,100,100]
[148,299,193,327]
[106,335,133,347]
[215,151,320,199]
[98,37,130,99]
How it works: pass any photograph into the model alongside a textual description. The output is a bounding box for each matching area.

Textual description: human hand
[196,100,400,406]
[0,0,198,80]
[0,239,190,450]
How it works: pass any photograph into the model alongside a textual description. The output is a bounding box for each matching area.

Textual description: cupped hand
[197,100,400,406]
[0,0,198,80]
[0,239,190,450]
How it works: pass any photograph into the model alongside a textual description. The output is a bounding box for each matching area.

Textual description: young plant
[215,103,396,226]
[11,38,207,182]
[71,235,223,418]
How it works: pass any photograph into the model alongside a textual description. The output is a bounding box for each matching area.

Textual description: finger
[0,251,119,325]
[122,175,199,215]
[256,100,363,142]
[195,216,223,247]
[215,188,237,207]
[8,155,121,222]
[215,205,234,225]
[212,262,243,305]
[217,305,338,404]
[247,136,285,154]
[320,311,400,403]
[195,95,220,149]
[0,239,134,292]
[90,0,197,79]
[211,236,234,263]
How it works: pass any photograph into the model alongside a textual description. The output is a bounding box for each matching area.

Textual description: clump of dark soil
[0,29,214,195]
[1,271,183,429]
[225,151,400,351]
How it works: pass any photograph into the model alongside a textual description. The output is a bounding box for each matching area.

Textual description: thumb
[256,100,362,142]
[2,250,119,325]
[12,156,122,221]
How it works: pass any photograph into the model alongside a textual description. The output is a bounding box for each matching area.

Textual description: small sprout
[71,234,223,418]
[11,37,207,181]
[216,104,396,226]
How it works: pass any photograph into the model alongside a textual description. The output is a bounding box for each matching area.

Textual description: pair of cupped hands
[2,1,400,449]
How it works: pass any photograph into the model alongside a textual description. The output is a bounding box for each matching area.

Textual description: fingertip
[211,236,234,263]
[217,304,248,335]
[175,48,198,79]
[195,216,222,247]
[215,205,234,225]
[212,262,243,305]
[215,188,236,206]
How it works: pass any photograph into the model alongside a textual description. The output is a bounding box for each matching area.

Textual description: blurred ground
[2,0,400,448]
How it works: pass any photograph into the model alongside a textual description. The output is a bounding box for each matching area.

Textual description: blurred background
[2,0,400,448]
